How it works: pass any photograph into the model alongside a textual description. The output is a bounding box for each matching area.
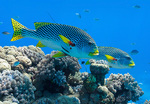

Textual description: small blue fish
[130,50,139,55]
[133,5,141,9]
[13,16,20,19]
[75,13,81,18]
[12,61,20,66]
[131,43,136,45]
[0,22,3,25]
[81,61,85,64]
[83,29,88,32]
[2,31,10,35]
[84,9,90,13]
[94,18,100,21]
[139,83,143,86]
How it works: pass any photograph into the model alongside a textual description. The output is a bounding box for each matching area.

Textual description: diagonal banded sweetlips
[11,18,99,59]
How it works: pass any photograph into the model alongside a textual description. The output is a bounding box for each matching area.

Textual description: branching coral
[106,73,144,103]
[68,72,83,86]
[33,52,81,96]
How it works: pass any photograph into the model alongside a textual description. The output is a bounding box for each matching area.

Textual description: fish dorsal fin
[52,51,67,58]
[36,41,46,47]
[34,22,53,30]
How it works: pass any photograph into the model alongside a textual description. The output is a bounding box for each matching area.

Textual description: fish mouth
[129,60,135,68]
[88,49,99,56]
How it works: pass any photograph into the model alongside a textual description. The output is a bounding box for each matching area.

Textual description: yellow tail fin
[11,18,26,41]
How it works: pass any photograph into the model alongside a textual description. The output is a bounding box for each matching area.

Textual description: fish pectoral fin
[85,60,90,65]
[59,35,75,47]
[105,55,117,62]
[52,51,67,58]
[34,22,53,30]
[36,41,46,47]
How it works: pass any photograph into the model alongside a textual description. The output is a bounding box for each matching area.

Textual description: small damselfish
[11,18,99,59]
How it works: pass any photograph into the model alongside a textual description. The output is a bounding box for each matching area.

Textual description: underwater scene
[0,0,150,104]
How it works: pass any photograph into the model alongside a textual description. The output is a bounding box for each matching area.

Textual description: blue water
[0,0,150,103]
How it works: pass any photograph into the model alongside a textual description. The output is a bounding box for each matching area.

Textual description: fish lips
[88,49,99,56]
[128,61,135,68]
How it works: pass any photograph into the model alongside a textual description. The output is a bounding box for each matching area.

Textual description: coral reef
[79,64,115,104]
[90,63,109,85]
[33,95,80,104]
[144,100,150,104]
[83,74,97,93]
[106,73,144,103]
[0,70,36,104]
[0,45,144,104]
[33,52,81,98]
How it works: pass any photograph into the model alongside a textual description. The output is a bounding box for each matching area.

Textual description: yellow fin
[59,35,75,46]
[52,51,67,58]
[11,18,26,41]
[59,35,70,45]
[36,41,46,47]
[34,22,53,30]
[85,60,90,65]
[105,55,117,62]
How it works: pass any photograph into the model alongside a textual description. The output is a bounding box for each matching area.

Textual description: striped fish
[11,18,99,59]
[86,46,135,69]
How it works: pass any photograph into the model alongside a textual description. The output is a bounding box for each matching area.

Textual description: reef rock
[16,56,32,67]
[90,63,109,85]
[0,58,11,71]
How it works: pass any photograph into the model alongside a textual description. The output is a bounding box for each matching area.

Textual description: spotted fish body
[11,18,99,59]
[92,46,135,69]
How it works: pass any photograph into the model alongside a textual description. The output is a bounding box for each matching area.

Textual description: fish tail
[11,18,27,41]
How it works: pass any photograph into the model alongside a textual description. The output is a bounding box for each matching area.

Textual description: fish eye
[88,42,92,45]
[125,56,131,60]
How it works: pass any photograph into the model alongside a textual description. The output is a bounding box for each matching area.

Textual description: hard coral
[0,70,36,104]
[68,72,83,86]
[83,74,97,93]
[33,52,81,96]
[90,63,109,85]
[106,73,144,103]
[0,46,44,74]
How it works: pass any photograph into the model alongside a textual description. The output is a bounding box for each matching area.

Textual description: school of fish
[11,18,135,69]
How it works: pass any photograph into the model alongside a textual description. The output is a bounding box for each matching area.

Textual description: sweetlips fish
[11,18,99,59]
[86,46,135,69]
